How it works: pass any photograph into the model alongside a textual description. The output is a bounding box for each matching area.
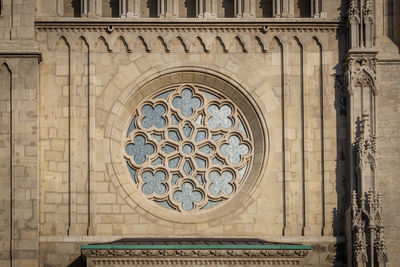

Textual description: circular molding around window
[109,70,268,223]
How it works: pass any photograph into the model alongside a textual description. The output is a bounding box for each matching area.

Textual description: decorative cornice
[0,51,42,62]
[35,19,342,33]
[87,258,303,265]
[82,248,309,258]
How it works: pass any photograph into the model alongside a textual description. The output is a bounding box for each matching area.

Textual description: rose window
[124,84,254,213]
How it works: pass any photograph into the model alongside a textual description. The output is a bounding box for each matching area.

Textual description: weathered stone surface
[0,0,399,266]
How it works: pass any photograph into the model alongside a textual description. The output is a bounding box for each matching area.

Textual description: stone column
[242,0,256,18]
[127,0,140,17]
[311,0,329,18]
[196,0,203,17]
[158,0,179,18]
[234,0,243,18]
[88,0,101,17]
[273,0,282,17]
[81,0,89,17]
[281,0,294,17]
[120,0,127,17]
[197,0,217,18]
[56,0,63,16]
[95,0,102,16]
[363,0,374,48]
[311,0,320,18]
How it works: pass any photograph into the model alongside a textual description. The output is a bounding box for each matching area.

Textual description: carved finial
[360,195,366,210]
[354,223,368,263]
[377,191,383,210]
[367,188,377,217]
[362,0,373,21]
[375,228,389,263]
[348,0,360,22]
[352,190,358,217]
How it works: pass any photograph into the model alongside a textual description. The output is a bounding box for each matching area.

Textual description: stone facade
[0,0,399,266]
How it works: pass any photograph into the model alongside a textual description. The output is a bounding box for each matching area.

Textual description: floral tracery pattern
[124,84,253,213]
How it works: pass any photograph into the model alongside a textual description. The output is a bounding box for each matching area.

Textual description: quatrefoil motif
[209,170,234,195]
[173,182,202,211]
[126,135,155,164]
[208,104,233,128]
[220,135,249,164]
[172,88,201,117]
[142,170,167,195]
[125,85,256,213]
[141,104,166,128]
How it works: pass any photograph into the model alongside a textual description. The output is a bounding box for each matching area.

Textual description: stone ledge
[0,51,42,62]
[39,235,344,243]
[35,19,342,33]
[81,239,311,266]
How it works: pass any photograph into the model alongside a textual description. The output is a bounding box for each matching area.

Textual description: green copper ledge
[81,244,311,250]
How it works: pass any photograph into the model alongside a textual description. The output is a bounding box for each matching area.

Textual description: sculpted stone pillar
[311,0,320,18]
[348,0,360,49]
[126,0,140,17]
[344,2,388,266]
[281,0,294,17]
[197,0,217,18]
[242,0,256,18]
[158,0,179,18]
[81,0,100,17]
[56,0,63,16]
[120,0,127,17]
[93,0,102,17]
[273,0,282,17]
[234,0,243,18]
[363,0,374,48]
[81,0,89,17]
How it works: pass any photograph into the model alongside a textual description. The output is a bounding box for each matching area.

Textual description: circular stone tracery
[124,84,254,213]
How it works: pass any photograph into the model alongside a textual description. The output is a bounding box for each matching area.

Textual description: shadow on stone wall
[68,255,86,267]
[332,1,348,265]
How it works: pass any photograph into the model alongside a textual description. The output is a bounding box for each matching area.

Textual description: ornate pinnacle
[375,228,389,263]
[348,0,359,19]
[351,190,358,216]
[362,0,373,19]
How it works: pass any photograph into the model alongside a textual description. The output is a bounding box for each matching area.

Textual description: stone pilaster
[197,0,217,18]
[120,0,127,17]
[158,0,179,18]
[273,0,282,17]
[235,0,243,18]
[56,0,63,16]
[81,0,89,17]
[347,0,375,49]
[281,0,294,18]
[242,0,256,18]
[92,0,102,17]
[126,0,140,17]
[344,1,388,266]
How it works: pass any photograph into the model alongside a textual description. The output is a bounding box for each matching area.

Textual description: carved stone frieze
[82,248,309,266]
[87,258,302,266]
[35,20,340,33]
[81,249,309,258]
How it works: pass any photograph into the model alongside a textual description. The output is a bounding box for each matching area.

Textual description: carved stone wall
[1,0,400,266]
